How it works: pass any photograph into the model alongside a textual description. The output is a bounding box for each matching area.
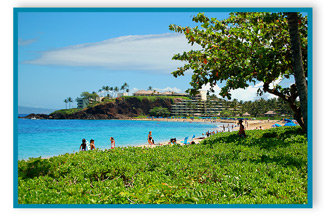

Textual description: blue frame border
[13,7,313,208]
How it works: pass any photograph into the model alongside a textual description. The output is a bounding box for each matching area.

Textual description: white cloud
[24,33,200,72]
[154,87,181,93]
[129,87,139,95]
[230,86,277,101]
[201,83,221,95]
[18,38,37,46]
[202,82,278,102]
[128,87,182,95]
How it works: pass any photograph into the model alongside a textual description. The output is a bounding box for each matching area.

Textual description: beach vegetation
[63,99,68,109]
[67,97,73,109]
[149,106,171,117]
[18,127,307,204]
[220,110,232,117]
[169,12,308,132]
[50,108,82,115]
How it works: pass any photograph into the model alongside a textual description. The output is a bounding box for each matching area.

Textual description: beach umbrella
[272,123,282,127]
[284,122,297,126]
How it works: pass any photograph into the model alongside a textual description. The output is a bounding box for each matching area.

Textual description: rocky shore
[20,97,180,120]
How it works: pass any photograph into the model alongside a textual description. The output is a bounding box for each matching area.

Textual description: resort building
[133,90,188,97]
[171,98,225,117]
[264,111,277,117]
[133,89,207,99]
[76,97,103,109]
[117,92,128,97]
[242,112,251,117]
[132,89,223,116]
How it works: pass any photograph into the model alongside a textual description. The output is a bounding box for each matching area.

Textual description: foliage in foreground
[169,12,308,131]
[18,127,308,205]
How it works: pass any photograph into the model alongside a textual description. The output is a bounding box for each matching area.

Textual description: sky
[17,10,293,109]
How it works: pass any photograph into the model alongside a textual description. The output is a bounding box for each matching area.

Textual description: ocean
[17,117,230,160]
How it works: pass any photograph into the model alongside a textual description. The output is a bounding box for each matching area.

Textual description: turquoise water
[17,119,228,160]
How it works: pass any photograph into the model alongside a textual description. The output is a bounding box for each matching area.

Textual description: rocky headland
[21,97,183,120]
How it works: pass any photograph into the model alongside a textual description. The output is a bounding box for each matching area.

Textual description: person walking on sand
[238,119,246,138]
[90,139,96,150]
[110,137,115,149]
[148,131,154,145]
[79,138,87,151]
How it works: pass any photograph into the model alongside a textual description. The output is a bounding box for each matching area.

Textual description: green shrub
[149,106,171,117]
[18,127,308,204]
[50,108,82,115]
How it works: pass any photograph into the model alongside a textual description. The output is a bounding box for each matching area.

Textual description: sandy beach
[137,118,286,148]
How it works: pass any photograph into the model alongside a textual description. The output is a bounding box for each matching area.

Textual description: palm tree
[148,86,153,91]
[68,97,73,109]
[90,92,99,103]
[124,82,129,92]
[64,99,68,109]
[120,82,129,93]
[98,89,102,97]
[101,86,105,95]
[109,87,113,98]
[105,86,111,97]
[114,87,119,98]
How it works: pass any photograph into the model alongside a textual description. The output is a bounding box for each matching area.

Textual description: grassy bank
[18,127,307,204]
[50,108,82,115]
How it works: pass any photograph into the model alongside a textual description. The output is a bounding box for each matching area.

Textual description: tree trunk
[286,12,308,133]
[263,82,305,132]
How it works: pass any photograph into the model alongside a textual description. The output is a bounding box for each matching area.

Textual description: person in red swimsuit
[110,137,115,149]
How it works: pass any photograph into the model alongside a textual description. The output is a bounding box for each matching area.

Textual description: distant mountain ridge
[18,106,57,115]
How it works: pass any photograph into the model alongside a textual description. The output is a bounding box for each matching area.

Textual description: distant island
[18,106,57,115]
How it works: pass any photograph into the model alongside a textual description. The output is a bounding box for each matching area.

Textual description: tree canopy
[169,12,308,131]
[149,106,171,117]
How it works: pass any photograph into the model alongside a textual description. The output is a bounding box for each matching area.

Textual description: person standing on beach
[148,131,154,145]
[79,138,87,151]
[110,137,115,149]
[90,139,96,150]
[238,119,246,138]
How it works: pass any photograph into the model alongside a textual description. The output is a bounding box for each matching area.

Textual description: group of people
[80,120,247,151]
[79,137,115,151]
[222,124,235,132]
[205,130,216,137]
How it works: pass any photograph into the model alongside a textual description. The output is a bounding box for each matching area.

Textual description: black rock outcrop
[21,97,182,120]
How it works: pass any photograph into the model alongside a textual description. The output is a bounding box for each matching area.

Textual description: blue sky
[17,10,293,109]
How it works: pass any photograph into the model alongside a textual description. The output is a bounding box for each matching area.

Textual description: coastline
[136,119,284,148]
[130,117,283,130]
[19,118,286,161]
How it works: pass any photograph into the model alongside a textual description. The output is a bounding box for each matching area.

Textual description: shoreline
[19,118,286,161]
